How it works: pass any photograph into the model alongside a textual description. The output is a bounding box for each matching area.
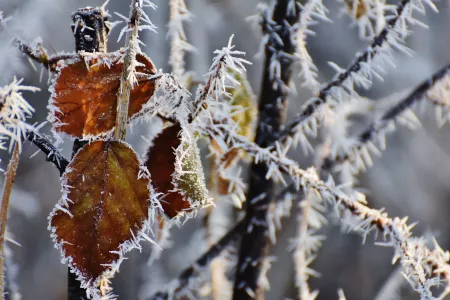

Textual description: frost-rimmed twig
[276,0,437,151]
[322,63,450,175]
[0,12,11,31]
[14,38,77,75]
[114,0,157,140]
[191,35,250,122]
[0,78,38,152]
[168,0,194,81]
[204,123,450,299]
[289,189,327,300]
[293,0,329,93]
[0,76,37,294]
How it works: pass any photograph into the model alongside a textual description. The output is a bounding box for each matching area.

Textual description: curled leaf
[49,140,153,296]
[49,51,156,138]
[145,124,187,218]
[173,132,210,214]
[145,124,210,219]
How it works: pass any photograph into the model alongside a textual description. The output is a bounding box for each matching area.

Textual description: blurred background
[1,0,450,299]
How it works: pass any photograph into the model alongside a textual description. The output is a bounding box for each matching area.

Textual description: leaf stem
[0,143,21,299]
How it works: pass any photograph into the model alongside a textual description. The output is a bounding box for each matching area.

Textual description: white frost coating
[257,256,277,292]
[338,288,347,300]
[48,141,162,299]
[0,78,38,152]
[142,72,193,127]
[147,219,173,266]
[0,12,11,30]
[292,0,329,93]
[267,191,294,244]
[289,189,327,300]
[339,0,393,39]
[168,0,195,81]
[427,74,450,127]
[170,129,213,222]
[3,231,21,300]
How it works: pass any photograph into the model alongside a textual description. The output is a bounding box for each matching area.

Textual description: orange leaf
[145,124,191,219]
[49,140,152,293]
[49,51,156,138]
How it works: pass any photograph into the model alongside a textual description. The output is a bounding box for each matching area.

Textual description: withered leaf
[145,124,210,219]
[145,124,190,219]
[49,51,156,138]
[50,140,151,286]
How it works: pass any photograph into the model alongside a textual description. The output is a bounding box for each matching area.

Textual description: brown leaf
[50,140,151,289]
[49,51,156,138]
[145,124,190,219]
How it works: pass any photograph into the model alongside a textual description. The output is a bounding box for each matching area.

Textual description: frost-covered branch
[114,0,157,140]
[205,123,450,299]
[168,0,194,81]
[322,63,450,174]
[234,1,302,297]
[293,0,328,93]
[276,0,437,150]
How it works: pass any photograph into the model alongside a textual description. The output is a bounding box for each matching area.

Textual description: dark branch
[71,7,109,53]
[26,131,69,176]
[68,6,109,299]
[322,63,450,171]
[233,3,302,298]
[276,0,414,146]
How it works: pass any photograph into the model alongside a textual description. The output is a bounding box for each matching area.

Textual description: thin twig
[168,0,192,81]
[0,143,21,299]
[276,0,420,146]
[14,38,76,72]
[114,0,144,141]
[322,63,450,172]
